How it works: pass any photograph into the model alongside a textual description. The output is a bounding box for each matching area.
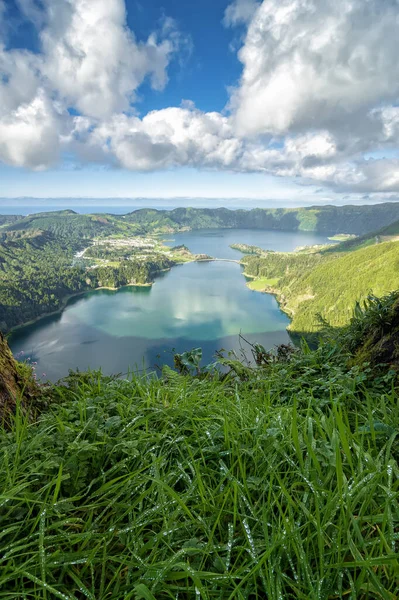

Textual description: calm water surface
[10,229,333,380]
[164,228,332,259]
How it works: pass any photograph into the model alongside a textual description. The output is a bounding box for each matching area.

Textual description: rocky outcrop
[0,332,40,422]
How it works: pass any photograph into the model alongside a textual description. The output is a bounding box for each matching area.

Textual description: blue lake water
[10,229,333,381]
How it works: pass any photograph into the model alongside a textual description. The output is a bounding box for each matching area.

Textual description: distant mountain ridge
[4,202,399,235]
[122,203,399,234]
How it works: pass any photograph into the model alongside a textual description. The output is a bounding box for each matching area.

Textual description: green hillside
[6,202,399,237]
[324,217,399,254]
[1,294,399,598]
[122,203,399,234]
[3,204,399,335]
[0,230,91,331]
[0,215,22,228]
[243,237,399,334]
[6,210,142,241]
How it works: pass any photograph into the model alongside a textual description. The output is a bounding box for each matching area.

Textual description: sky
[0,0,399,206]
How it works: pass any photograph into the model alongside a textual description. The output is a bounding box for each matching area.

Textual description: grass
[328,234,357,242]
[1,332,399,598]
[247,277,279,291]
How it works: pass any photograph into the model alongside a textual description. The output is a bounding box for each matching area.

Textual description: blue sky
[0,0,398,205]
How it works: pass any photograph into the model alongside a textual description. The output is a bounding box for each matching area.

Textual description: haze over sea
[0,199,271,215]
[0,196,385,217]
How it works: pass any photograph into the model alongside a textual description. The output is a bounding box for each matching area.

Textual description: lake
[10,229,333,380]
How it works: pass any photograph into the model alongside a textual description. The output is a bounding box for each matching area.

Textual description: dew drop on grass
[225,522,234,571]
[242,518,257,561]
[287,554,299,582]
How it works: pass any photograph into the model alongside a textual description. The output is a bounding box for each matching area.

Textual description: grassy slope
[324,217,399,254]
[1,311,399,597]
[278,241,399,332]
[247,276,279,290]
[242,233,399,334]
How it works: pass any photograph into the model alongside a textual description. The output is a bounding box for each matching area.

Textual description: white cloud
[229,0,399,137]
[0,91,62,169]
[224,0,260,26]
[41,0,180,119]
[375,107,399,143]
[0,0,399,197]
[0,46,41,115]
[15,0,46,28]
[69,106,243,171]
[0,0,183,168]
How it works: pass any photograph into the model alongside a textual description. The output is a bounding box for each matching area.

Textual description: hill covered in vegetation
[241,219,399,334]
[5,210,143,241]
[119,203,399,234]
[6,202,399,236]
[0,227,191,332]
[0,215,22,228]
[1,293,399,598]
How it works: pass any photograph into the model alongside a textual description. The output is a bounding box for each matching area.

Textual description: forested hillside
[0,230,91,331]
[242,234,399,334]
[6,210,142,240]
[0,229,178,332]
[6,202,399,236]
[122,203,399,234]
[0,215,22,228]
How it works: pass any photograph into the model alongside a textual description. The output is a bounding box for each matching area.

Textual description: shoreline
[8,281,155,336]
[8,255,215,336]
[241,271,295,330]
[8,256,291,341]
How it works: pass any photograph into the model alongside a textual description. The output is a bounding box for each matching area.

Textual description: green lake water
[10,229,333,380]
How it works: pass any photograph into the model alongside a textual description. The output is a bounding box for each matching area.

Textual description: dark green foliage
[1,303,399,597]
[337,291,399,369]
[94,257,174,288]
[0,215,22,228]
[242,251,325,282]
[0,230,90,331]
[5,210,142,241]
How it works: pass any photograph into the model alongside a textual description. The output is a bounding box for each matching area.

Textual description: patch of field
[328,233,358,242]
[247,277,279,291]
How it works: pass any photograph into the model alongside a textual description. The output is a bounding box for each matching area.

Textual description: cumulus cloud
[0,91,62,169]
[0,0,399,197]
[374,107,399,144]
[0,0,182,168]
[230,0,399,137]
[41,0,180,119]
[15,0,46,28]
[224,0,260,26]
[68,106,243,171]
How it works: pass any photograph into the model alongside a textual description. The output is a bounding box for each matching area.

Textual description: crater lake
[10,229,333,380]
